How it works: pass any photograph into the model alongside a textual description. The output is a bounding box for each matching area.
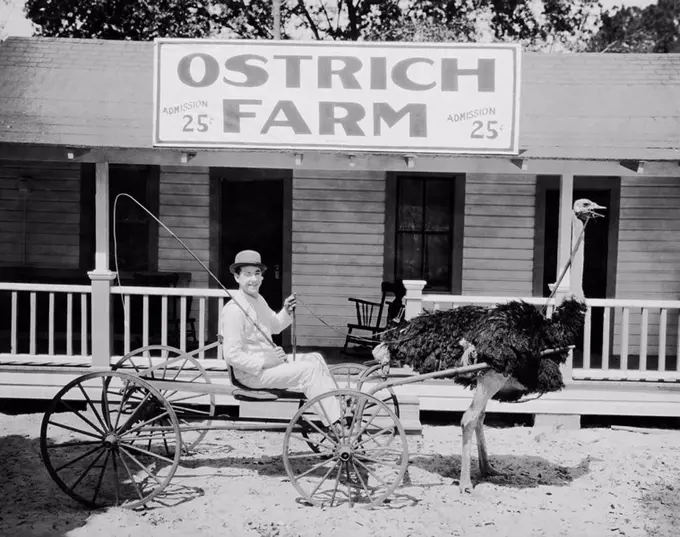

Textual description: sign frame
[153,38,521,155]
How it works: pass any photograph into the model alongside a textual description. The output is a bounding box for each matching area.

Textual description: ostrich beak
[588,203,606,219]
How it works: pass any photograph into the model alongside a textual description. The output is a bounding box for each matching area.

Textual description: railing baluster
[81,294,88,356]
[123,295,130,355]
[142,295,149,348]
[602,307,611,370]
[583,306,592,369]
[67,293,73,355]
[29,292,36,356]
[161,295,168,346]
[11,291,17,354]
[621,307,630,372]
[659,309,667,372]
[180,297,187,351]
[48,292,55,356]
[199,297,206,359]
[640,308,649,371]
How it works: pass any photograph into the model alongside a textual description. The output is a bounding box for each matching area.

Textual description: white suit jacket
[219,290,291,378]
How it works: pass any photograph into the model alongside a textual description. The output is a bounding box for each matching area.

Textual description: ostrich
[373,198,605,493]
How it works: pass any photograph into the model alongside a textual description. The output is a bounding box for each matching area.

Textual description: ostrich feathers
[380,298,587,402]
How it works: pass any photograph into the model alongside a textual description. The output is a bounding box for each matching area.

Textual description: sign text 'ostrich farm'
[153,39,521,155]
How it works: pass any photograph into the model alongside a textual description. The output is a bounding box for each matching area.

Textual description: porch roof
[0,36,678,161]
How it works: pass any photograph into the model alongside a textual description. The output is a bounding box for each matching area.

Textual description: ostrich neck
[570,215,585,300]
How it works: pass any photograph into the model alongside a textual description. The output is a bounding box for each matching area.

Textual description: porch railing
[109,285,236,360]
[0,282,92,365]
[403,280,680,383]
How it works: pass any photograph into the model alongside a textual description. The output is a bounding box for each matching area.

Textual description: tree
[24,0,216,40]
[24,0,601,49]
[587,0,680,53]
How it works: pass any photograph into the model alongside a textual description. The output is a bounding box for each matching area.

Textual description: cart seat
[228,365,303,402]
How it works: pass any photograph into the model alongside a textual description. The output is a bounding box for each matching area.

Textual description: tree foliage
[25,0,600,50]
[588,0,680,53]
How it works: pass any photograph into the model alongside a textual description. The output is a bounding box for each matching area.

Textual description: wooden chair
[342,281,405,356]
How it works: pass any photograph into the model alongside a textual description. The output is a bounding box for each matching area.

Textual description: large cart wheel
[40,371,182,509]
[113,345,215,453]
[283,389,408,508]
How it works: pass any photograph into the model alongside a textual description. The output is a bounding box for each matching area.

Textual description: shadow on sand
[410,451,593,490]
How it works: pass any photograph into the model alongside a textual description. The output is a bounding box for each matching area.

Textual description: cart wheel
[329,363,369,390]
[283,389,408,508]
[40,371,182,509]
[113,345,215,453]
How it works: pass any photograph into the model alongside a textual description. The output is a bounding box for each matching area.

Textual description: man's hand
[263,346,288,369]
[283,294,297,315]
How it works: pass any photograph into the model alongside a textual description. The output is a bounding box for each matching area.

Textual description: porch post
[87,162,115,369]
[552,173,575,383]
[403,280,427,320]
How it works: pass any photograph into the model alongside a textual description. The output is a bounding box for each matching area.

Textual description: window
[390,174,461,292]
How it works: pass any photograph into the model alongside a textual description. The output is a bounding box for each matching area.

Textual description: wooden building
[1,37,679,418]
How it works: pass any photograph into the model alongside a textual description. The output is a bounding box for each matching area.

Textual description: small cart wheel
[356,363,400,419]
[40,371,182,509]
[283,389,408,508]
[113,345,215,453]
[329,363,370,390]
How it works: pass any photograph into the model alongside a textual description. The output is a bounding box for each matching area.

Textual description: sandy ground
[1,411,679,537]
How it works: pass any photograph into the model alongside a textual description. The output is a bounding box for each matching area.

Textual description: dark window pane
[425,179,452,232]
[397,178,423,231]
[396,232,422,281]
[425,234,451,290]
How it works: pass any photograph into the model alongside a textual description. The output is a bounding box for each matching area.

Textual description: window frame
[384,172,465,294]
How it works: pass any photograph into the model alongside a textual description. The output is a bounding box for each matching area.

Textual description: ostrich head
[573,198,606,222]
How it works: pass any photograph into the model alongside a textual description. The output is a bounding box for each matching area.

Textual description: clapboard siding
[462,174,536,296]
[293,170,385,347]
[612,177,680,357]
[158,166,210,329]
[0,161,81,268]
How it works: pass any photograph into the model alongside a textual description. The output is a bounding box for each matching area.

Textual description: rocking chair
[342,281,405,357]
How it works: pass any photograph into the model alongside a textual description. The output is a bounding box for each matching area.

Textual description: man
[219,250,342,429]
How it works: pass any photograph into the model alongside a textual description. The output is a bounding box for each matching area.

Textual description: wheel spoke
[118,446,165,486]
[47,420,102,441]
[47,440,102,449]
[352,457,388,488]
[355,424,396,449]
[60,400,106,437]
[55,444,104,472]
[350,459,373,498]
[69,449,106,492]
[295,456,338,481]
[113,379,132,431]
[329,462,343,507]
[91,450,111,505]
[117,448,145,502]
[77,383,108,432]
[287,434,334,453]
[111,450,121,506]
[299,416,336,445]
[120,440,176,465]
[309,460,341,497]
[353,453,402,469]
[286,451,333,460]
[118,410,171,438]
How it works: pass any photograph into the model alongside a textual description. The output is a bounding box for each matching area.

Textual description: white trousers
[236,352,342,425]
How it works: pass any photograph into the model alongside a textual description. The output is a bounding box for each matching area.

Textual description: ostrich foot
[458,479,474,494]
[480,463,502,478]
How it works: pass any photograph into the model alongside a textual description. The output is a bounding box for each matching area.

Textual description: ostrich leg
[476,410,500,477]
[459,371,507,493]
